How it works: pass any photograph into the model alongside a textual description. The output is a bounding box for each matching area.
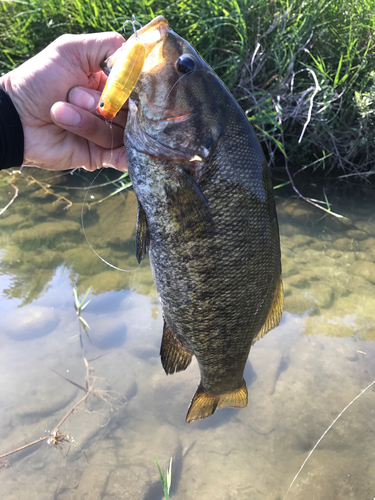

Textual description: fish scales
[114,16,283,422]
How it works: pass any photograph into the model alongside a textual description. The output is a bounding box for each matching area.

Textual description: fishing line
[165,68,214,103]
[283,378,375,499]
[81,168,140,273]
[102,120,114,168]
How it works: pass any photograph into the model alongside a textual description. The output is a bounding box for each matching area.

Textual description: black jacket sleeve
[0,83,24,170]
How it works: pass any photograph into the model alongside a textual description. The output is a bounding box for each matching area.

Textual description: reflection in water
[0,169,375,499]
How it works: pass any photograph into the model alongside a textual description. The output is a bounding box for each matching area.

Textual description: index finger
[55,32,126,75]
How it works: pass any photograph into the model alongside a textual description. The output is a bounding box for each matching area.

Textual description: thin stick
[26,175,72,208]
[283,379,375,499]
[0,437,47,459]
[51,391,90,432]
[49,368,88,393]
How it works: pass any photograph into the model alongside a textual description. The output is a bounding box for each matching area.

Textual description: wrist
[0,75,25,169]
[0,72,25,128]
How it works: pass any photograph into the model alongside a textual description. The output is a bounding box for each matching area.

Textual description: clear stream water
[0,168,374,500]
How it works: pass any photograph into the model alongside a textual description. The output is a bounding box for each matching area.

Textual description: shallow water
[0,168,374,500]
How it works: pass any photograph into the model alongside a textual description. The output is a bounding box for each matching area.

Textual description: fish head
[128,19,224,163]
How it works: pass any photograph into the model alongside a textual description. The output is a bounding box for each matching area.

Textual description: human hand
[0,32,128,171]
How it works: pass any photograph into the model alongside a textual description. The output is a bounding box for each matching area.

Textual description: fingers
[50,102,125,149]
[55,32,125,75]
[50,87,127,149]
[98,147,128,172]
[68,86,128,123]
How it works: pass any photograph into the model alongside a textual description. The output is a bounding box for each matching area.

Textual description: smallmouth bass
[103,16,283,422]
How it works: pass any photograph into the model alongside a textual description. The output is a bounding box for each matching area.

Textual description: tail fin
[186,380,248,423]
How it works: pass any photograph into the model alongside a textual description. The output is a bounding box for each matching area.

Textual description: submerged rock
[355,220,375,237]
[3,305,60,341]
[358,237,375,251]
[345,229,367,241]
[277,199,321,223]
[0,213,25,227]
[12,221,81,245]
[284,292,319,316]
[333,237,356,251]
[349,260,375,284]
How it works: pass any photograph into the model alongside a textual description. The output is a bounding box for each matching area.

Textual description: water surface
[0,169,374,499]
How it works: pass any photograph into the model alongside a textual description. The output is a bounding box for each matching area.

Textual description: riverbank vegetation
[1,0,374,184]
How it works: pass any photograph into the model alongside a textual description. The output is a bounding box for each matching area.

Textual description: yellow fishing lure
[97,21,146,120]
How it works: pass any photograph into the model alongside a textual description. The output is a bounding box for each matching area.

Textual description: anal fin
[160,320,192,375]
[186,380,248,423]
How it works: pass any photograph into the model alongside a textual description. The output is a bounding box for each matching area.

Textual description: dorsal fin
[253,275,283,345]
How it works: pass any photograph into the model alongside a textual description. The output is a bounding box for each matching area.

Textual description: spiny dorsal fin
[135,201,150,264]
[160,320,192,375]
[253,274,284,345]
[186,380,248,423]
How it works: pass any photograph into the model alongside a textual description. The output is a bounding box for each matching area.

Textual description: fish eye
[99,101,104,108]
[175,54,196,74]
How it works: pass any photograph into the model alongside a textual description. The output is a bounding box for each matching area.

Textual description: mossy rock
[325,249,343,259]
[344,229,367,241]
[289,234,316,249]
[277,199,321,223]
[284,290,319,316]
[279,223,300,237]
[33,250,64,269]
[12,220,81,245]
[1,245,23,265]
[349,260,375,285]
[355,221,375,237]
[286,273,312,289]
[281,256,299,277]
[332,237,357,251]
[0,213,25,227]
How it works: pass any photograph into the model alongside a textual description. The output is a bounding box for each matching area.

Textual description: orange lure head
[97,16,169,120]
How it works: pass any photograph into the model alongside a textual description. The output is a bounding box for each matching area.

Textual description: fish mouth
[127,99,196,162]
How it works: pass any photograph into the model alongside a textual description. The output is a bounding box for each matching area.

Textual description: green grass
[1,0,374,182]
[156,457,172,499]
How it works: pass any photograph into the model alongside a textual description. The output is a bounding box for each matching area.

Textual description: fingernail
[52,103,81,126]
[69,87,96,110]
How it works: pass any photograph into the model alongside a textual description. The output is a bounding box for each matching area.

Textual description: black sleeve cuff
[0,83,24,170]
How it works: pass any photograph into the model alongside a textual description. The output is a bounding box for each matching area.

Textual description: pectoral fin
[160,320,192,375]
[186,380,248,423]
[165,167,213,233]
[252,274,283,344]
[135,202,150,264]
